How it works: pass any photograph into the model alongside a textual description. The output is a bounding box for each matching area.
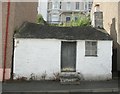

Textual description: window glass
[53,1,58,9]
[60,2,62,9]
[85,2,88,10]
[76,2,80,10]
[85,41,97,56]
[88,2,93,10]
[67,2,71,10]
[66,16,71,22]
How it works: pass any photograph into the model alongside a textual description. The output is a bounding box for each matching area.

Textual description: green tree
[36,14,48,25]
[52,15,91,27]
[66,15,91,27]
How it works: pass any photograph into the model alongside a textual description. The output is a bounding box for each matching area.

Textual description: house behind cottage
[38,0,93,24]
[13,22,112,80]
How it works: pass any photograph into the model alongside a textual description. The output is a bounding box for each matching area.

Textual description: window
[66,16,71,22]
[48,2,52,9]
[75,17,78,21]
[60,2,62,9]
[85,41,97,56]
[76,2,80,10]
[53,1,58,9]
[84,2,88,10]
[88,2,93,10]
[52,15,59,23]
[66,2,71,10]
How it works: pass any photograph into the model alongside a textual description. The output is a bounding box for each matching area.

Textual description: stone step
[60,72,81,84]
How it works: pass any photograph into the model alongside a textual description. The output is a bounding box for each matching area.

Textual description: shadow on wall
[110,18,117,77]
[118,44,120,74]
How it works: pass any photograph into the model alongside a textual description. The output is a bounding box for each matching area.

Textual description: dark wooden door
[61,42,76,72]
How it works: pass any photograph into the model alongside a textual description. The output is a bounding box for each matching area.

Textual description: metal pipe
[3,0,11,82]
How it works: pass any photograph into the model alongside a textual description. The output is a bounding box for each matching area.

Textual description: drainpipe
[3,0,11,82]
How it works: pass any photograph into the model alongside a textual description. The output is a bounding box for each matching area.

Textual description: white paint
[76,40,112,80]
[14,39,61,80]
[14,39,112,80]
[38,0,48,21]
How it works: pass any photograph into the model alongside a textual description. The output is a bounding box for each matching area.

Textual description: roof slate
[14,22,112,40]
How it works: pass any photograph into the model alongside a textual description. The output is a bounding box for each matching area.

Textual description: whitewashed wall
[77,40,113,80]
[14,39,112,80]
[14,39,61,80]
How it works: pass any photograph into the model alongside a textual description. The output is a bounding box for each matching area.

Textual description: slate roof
[14,22,112,40]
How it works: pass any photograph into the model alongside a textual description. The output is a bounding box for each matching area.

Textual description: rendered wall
[77,40,112,80]
[14,39,61,80]
[14,39,112,80]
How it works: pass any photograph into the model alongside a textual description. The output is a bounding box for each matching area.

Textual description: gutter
[3,0,11,82]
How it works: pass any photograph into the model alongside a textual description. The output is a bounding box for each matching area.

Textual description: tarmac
[1,79,120,94]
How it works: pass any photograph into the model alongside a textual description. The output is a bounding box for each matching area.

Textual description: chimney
[95,3,100,12]
[93,4,103,28]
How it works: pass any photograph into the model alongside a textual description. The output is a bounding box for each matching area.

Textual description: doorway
[61,41,76,72]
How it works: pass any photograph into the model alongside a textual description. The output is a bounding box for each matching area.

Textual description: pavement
[1,79,119,93]
[0,82,2,94]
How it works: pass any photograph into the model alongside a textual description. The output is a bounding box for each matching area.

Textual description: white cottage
[13,22,113,81]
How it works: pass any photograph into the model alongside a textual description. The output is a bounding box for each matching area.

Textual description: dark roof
[14,22,112,40]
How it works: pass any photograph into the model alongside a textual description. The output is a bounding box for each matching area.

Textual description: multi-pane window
[88,2,93,10]
[48,2,52,9]
[85,41,97,56]
[53,1,59,9]
[52,15,59,23]
[84,2,88,10]
[76,2,80,10]
[66,2,71,10]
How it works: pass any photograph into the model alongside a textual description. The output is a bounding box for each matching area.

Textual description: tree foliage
[36,14,47,25]
[36,14,91,27]
[61,15,91,27]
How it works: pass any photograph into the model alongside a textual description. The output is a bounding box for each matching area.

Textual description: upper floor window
[76,2,80,10]
[88,2,93,10]
[60,2,62,9]
[85,41,97,56]
[53,1,59,9]
[66,2,71,10]
[48,2,52,9]
[84,2,88,10]
[66,16,71,22]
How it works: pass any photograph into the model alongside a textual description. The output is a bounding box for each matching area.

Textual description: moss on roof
[14,22,112,40]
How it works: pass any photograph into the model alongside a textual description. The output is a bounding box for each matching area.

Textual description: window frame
[53,1,59,9]
[85,41,98,57]
[75,2,80,10]
[66,16,71,22]
[60,2,62,9]
[66,2,71,10]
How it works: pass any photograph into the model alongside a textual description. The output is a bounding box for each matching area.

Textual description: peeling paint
[13,39,112,80]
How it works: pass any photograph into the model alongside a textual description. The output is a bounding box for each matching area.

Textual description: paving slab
[2,80,119,93]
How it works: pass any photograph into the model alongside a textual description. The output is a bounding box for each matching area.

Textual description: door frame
[60,41,77,72]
